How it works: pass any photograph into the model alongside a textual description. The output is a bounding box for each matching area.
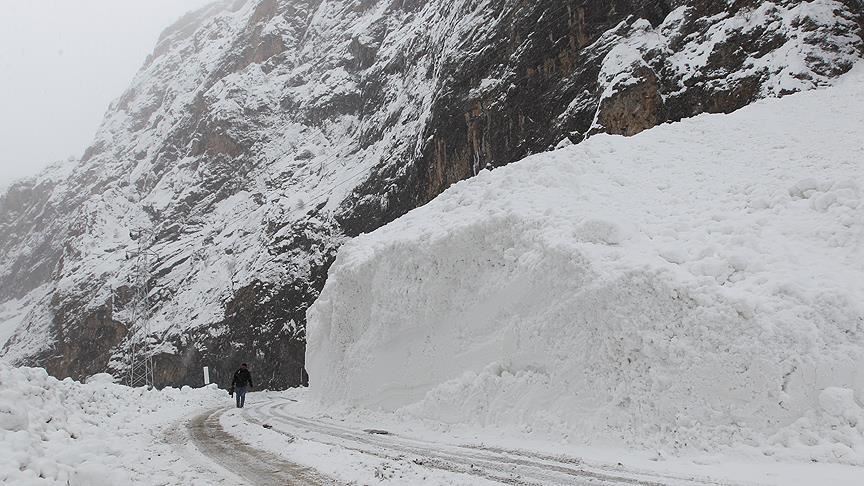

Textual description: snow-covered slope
[1,0,861,388]
[307,66,864,463]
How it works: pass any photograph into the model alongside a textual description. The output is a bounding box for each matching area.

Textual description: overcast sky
[0,0,214,188]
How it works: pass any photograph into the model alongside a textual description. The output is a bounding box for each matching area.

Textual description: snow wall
[307,68,864,462]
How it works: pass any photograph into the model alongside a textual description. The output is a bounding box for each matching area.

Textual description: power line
[116,225,159,389]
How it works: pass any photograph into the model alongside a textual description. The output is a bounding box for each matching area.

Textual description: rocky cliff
[1,0,861,389]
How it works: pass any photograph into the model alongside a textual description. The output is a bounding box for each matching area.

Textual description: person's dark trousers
[235,386,248,408]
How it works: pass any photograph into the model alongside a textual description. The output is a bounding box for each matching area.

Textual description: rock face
[1,0,861,389]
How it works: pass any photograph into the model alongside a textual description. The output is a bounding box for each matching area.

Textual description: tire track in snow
[242,399,731,486]
[186,407,338,486]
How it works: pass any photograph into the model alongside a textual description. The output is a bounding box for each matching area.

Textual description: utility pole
[123,227,158,388]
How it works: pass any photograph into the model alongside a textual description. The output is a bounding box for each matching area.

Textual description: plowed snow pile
[0,364,223,485]
[307,67,864,464]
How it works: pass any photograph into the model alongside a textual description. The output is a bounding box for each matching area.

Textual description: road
[185,398,730,486]
[186,406,339,485]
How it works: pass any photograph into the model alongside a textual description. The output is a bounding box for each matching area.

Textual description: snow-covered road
[6,364,861,485]
[187,407,337,485]
[189,397,727,486]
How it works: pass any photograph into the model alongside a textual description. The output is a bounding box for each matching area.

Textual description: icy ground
[307,64,864,466]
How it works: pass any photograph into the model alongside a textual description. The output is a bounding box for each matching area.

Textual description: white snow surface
[307,66,864,464]
[223,389,864,486]
[0,363,224,485]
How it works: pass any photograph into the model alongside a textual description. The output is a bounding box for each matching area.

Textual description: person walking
[230,363,254,408]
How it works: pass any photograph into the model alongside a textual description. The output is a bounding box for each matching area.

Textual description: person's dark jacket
[232,368,253,388]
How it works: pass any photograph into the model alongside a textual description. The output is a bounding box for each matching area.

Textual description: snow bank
[307,67,864,463]
[0,363,223,485]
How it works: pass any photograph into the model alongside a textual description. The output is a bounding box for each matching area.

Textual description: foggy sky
[0,0,213,189]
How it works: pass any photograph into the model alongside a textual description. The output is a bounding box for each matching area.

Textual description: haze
[0,0,213,189]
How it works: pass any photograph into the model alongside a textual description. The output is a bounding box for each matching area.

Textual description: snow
[659,0,861,96]
[221,389,864,486]
[0,285,54,364]
[596,19,663,93]
[1,360,862,485]
[220,395,505,485]
[0,363,225,485]
[307,65,864,466]
[0,296,34,351]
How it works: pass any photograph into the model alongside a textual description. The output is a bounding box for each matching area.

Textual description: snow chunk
[0,362,225,484]
[84,373,116,385]
[819,387,862,420]
[0,397,29,432]
[574,218,629,245]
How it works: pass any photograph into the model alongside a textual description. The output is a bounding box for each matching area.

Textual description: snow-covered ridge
[307,66,864,463]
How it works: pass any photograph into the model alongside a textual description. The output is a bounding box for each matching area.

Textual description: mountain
[1,0,861,388]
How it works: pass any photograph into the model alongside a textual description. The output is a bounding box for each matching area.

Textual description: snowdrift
[307,67,864,463]
[0,364,222,485]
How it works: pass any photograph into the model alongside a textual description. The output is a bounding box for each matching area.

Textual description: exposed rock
[593,64,664,136]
